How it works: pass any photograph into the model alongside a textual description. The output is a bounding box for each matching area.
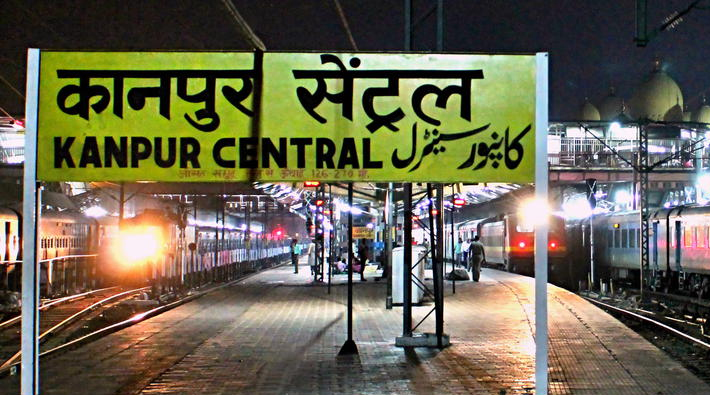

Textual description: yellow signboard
[37,51,537,183]
[352,226,375,240]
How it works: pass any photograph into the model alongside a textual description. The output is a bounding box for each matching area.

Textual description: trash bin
[392,246,426,304]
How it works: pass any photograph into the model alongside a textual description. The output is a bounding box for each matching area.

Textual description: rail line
[0,287,149,369]
[582,295,710,351]
[0,286,120,331]
[0,257,289,376]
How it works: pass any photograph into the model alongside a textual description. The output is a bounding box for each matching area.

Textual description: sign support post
[534,52,549,395]
[338,183,358,355]
[21,48,41,395]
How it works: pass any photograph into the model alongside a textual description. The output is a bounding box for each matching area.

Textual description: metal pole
[320,185,326,282]
[404,0,411,51]
[436,0,444,51]
[639,123,650,300]
[450,200,456,294]
[328,184,333,294]
[587,178,596,290]
[433,184,445,348]
[339,183,358,355]
[385,183,394,308]
[193,197,198,285]
[534,52,549,395]
[21,48,40,395]
[246,201,251,269]
[214,197,219,282]
[403,183,412,337]
[347,183,353,337]
[589,215,595,290]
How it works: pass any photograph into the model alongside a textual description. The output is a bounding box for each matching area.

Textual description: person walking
[357,239,368,281]
[307,240,317,279]
[290,238,299,274]
[461,238,471,269]
[454,237,463,267]
[468,235,485,282]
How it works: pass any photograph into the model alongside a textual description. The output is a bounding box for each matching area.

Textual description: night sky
[1,0,708,119]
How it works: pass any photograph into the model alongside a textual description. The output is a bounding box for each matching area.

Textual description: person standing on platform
[462,238,471,270]
[357,239,368,281]
[455,237,463,267]
[468,235,485,282]
[290,238,299,274]
[307,239,317,279]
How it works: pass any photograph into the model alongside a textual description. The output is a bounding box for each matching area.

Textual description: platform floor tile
[2,261,708,395]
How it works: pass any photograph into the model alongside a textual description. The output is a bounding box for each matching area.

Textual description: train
[0,205,294,301]
[571,205,710,297]
[450,200,710,298]
[449,212,570,283]
[99,208,293,294]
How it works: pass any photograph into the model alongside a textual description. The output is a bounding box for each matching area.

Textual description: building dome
[693,96,710,123]
[598,87,624,121]
[580,98,600,121]
[682,105,692,122]
[628,60,684,121]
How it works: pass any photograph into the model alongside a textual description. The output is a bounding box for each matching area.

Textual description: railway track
[582,292,710,384]
[0,287,149,369]
[0,257,289,376]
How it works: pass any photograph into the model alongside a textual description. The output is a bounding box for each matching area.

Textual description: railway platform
[2,258,708,395]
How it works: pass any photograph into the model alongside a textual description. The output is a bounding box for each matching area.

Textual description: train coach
[0,208,100,297]
[589,205,710,297]
[0,204,292,301]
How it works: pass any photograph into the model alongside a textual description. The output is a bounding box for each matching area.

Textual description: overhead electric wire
[0,74,24,101]
[219,0,267,51]
[332,0,359,50]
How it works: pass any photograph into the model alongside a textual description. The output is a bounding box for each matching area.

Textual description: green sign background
[37,51,536,183]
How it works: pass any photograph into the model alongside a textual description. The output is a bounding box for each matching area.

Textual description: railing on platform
[549,136,710,170]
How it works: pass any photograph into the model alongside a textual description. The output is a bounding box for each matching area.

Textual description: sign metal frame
[21,49,550,395]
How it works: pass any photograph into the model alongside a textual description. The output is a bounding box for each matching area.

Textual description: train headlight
[519,198,550,227]
[116,226,163,264]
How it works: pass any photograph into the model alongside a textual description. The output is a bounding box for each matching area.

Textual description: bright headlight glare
[116,226,163,264]
[519,198,550,226]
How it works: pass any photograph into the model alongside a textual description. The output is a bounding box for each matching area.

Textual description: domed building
[682,105,692,122]
[598,87,624,121]
[579,98,600,121]
[693,96,710,124]
[628,60,684,122]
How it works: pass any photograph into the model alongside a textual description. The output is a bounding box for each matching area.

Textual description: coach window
[621,229,628,248]
[607,230,613,247]
[684,226,693,248]
[629,229,636,248]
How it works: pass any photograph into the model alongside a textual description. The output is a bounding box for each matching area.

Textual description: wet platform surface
[2,259,709,395]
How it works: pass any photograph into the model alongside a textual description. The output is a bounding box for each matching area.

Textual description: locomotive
[476,213,567,277]
[449,208,570,284]
[100,208,291,291]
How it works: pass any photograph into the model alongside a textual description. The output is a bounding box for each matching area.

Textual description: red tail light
[518,241,526,248]
[549,241,557,249]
